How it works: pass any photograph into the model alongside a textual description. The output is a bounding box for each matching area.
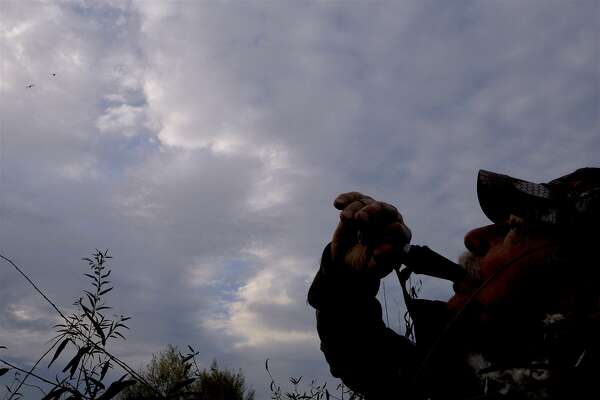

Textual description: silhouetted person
[309,168,600,399]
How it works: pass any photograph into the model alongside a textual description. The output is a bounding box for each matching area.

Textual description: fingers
[331,192,412,276]
[335,192,402,224]
[334,192,373,210]
[356,201,403,227]
[341,199,404,229]
[334,192,409,241]
[361,218,412,278]
[332,193,376,261]
[340,199,374,222]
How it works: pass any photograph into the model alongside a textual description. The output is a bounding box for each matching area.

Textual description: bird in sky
[50,73,56,77]
[25,84,35,89]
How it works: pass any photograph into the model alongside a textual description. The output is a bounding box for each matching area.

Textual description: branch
[0,358,71,394]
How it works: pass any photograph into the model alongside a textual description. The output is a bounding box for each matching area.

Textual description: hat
[477,168,600,228]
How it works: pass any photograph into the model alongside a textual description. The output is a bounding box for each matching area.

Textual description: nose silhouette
[464,224,501,256]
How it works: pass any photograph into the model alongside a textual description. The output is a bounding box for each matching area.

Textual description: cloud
[203,246,317,349]
[96,104,148,137]
[1,0,598,397]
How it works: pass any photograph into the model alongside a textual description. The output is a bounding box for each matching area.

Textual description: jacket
[308,243,599,399]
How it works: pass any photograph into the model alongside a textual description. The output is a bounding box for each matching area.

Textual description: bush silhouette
[119,345,254,400]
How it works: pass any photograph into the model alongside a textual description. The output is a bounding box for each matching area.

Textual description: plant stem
[6,335,60,400]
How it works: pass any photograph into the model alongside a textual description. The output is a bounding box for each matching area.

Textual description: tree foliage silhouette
[119,345,255,400]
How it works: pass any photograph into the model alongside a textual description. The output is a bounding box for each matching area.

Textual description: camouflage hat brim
[477,170,561,225]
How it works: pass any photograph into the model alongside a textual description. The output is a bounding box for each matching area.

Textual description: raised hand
[331,192,412,279]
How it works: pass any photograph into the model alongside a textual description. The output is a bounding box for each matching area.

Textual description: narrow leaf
[96,379,136,400]
[98,287,113,296]
[99,361,111,381]
[80,303,106,345]
[80,301,93,315]
[48,338,70,367]
[62,346,89,378]
[85,293,96,307]
[113,331,126,340]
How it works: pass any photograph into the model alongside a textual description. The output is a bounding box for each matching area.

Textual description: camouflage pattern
[477,168,600,227]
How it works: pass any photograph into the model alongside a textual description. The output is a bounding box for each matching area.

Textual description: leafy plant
[0,250,354,400]
[265,359,364,400]
[0,250,146,399]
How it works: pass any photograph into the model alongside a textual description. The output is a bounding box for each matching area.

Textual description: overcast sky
[0,0,598,398]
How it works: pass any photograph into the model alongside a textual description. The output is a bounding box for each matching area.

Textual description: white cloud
[204,250,317,349]
[185,257,226,288]
[96,104,148,137]
[8,304,41,322]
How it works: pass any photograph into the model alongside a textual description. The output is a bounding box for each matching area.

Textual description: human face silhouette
[448,215,562,318]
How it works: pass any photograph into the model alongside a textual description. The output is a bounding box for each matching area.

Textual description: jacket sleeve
[307,243,419,398]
